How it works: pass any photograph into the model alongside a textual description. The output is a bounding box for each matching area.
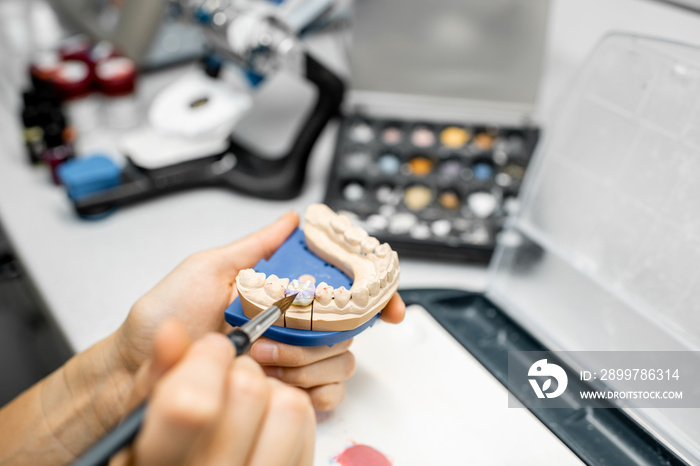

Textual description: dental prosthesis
[235,204,400,331]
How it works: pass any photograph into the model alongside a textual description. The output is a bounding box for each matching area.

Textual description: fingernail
[252,340,279,363]
[262,366,283,379]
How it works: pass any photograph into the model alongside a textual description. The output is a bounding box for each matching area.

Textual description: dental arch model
[235,204,400,331]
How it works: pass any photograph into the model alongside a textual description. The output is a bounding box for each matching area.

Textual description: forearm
[0,334,135,465]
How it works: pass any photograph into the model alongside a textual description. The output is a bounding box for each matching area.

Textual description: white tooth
[304,204,327,227]
[315,282,333,305]
[331,215,352,234]
[387,262,396,282]
[333,286,350,308]
[368,278,380,297]
[379,270,388,288]
[238,269,264,288]
[361,237,380,254]
[352,282,369,307]
[264,275,287,299]
[375,243,390,258]
[344,226,368,246]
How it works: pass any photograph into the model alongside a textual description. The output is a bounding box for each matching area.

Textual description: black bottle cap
[43,123,64,148]
[21,106,41,127]
[47,108,67,128]
[39,88,61,107]
[22,90,38,107]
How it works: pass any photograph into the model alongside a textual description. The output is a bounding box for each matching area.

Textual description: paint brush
[73,293,299,466]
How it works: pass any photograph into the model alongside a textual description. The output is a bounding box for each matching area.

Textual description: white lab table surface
[3,0,700,464]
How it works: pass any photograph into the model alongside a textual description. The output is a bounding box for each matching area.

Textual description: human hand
[110,320,315,466]
[0,211,403,465]
[114,211,300,373]
[250,293,405,411]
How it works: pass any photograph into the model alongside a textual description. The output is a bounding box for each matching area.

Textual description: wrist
[42,333,137,457]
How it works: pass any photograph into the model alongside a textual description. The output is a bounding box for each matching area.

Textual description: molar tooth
[368,278,380,297]
[387,262,396,282]
[379,270,388,288]
[333,286,350,308]
[286,279,315,306]
[238,269,266,288]
[315,282,334,305]
[304,204,328,228]
[352,281,370,307]
[344,226,368,246]
[331,215,352,234]
[375,243,390,258]
[264,275,288,299]
[361,237,380,254]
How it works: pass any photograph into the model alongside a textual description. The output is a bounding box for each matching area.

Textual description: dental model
[235,204,400,331]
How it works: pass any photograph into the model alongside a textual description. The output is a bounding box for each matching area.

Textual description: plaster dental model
[235,204,400,331]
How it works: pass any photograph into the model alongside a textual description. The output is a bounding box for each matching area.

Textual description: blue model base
[224,228,381,346]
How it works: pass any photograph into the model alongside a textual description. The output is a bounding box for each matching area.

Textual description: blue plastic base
[224,229,381,346]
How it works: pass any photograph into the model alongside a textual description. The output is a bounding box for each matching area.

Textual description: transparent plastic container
[487,34,700,463]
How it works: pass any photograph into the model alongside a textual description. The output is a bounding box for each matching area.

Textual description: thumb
[213,210,300,274]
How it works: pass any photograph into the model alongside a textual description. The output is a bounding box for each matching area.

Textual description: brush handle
[73,402,146,466]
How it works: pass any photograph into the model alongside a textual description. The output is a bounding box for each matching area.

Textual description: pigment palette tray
[324,116,539,263]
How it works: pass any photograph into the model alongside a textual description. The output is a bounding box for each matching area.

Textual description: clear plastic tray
[488,34,700,463]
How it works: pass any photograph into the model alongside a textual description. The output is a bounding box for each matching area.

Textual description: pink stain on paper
[334,444,392,466]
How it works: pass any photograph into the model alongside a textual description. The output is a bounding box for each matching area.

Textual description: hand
[0,211,403,465]
[111,320,314,466]
[114,211,301,374]
[250,294,405,411]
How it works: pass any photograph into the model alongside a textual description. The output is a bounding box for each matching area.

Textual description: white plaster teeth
[387,262,396,282]
[331,214,352,234]
[334,286,350,308]
[375,243,390,258]
[344,226,368,246]
[238,204,401,332]
[361,236,379,254]
[315,282,333,305]
[379,270,388,288]
[264,275,289,299]
[368,278,380,297]
[238,268,266,288]
[352,281,370,307]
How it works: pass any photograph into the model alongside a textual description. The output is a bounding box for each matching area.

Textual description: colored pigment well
[325,117,539,263]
